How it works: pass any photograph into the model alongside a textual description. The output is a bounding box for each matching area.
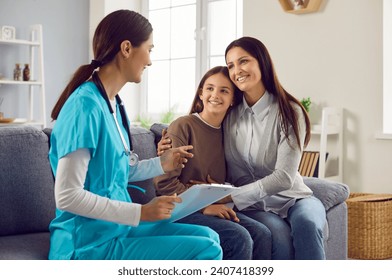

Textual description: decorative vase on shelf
[23,64,30,81]
[293,0,305,10]
[13,63,21,81]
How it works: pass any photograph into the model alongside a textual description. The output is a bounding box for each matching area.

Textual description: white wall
[0,0,89,127]
[242,0,390,193]
[89,0,143,122]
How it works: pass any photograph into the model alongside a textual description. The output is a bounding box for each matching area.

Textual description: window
[140,0,242,121]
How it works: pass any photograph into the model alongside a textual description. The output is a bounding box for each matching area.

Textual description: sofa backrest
[127,126,159,204]
[0,126,55,236]
[43,125,160,205]
[0,124,163,237]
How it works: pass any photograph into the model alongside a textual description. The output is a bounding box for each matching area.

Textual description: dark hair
[225,37,310,149]
[51,10,153,120]
[189,66,242,114]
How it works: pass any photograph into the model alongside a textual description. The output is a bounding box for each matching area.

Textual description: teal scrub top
[48,81,133,260]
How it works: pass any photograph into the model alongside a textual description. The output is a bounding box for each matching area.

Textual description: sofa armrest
[303,177,350,211]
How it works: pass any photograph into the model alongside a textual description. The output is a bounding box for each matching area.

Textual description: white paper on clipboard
[167,184,238,223]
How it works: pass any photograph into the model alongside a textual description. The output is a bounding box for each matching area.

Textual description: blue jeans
[242,196,326,260]
[177,211,272,259]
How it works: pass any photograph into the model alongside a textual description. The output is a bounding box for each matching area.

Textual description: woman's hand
[157,128,172,156]
[160,145,193,172]
[202,204,239,222]
[140,194,182,221]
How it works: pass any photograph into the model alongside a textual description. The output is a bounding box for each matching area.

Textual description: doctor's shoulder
[58,82,103,121]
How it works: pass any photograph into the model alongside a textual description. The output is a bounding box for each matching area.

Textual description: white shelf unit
[0,24,46,128]
[309,107,343,182]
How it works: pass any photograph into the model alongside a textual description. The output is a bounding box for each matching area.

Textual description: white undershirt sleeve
[55,148,141,226]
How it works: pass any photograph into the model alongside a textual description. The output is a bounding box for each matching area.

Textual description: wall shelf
[0,24,46,128]
[308,107,343,182]
[279,0,322,14]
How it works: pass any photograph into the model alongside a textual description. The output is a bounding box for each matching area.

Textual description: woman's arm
[231,105,306,210]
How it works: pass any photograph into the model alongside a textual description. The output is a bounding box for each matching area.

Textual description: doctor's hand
[202,204,239,222]
[140,194,182,221]
[160,145,193,172]
[157,128,172,156]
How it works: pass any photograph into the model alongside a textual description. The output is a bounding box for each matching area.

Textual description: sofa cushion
[0,126,55,236]
[0,232,50,260]
[303,176,350,211]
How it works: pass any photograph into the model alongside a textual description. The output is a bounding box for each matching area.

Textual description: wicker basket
[347,193,392,259]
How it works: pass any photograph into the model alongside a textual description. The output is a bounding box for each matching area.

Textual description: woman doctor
[48,9,222,260]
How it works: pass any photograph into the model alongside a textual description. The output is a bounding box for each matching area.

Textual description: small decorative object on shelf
[279,0,322,14]
[23,64,30,81]
[293,0,305,10]
[13,63,22,81]
[0,25,16,40]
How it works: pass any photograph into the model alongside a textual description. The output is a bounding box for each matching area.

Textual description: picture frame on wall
[0,26,16,40]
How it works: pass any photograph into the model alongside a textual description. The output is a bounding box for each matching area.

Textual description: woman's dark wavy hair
[189,66,242,115]
[51,10,152,120]
[225,37,310,150]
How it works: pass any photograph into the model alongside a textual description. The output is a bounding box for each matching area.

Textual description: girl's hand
[157,128,172,156]
[160,145,193,172]
[201,204,239,222]
[140,194,182,221]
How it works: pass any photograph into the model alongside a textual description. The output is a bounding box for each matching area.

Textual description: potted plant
[301,97,312,113]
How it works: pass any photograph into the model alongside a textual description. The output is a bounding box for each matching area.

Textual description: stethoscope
[92,71,139,166]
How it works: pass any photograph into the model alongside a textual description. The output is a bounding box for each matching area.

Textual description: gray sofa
[0,124,349,260]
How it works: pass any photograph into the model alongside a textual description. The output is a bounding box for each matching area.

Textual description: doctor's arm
[128,145,193,183]
[55,149,180,225]
[153,131,194,196]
